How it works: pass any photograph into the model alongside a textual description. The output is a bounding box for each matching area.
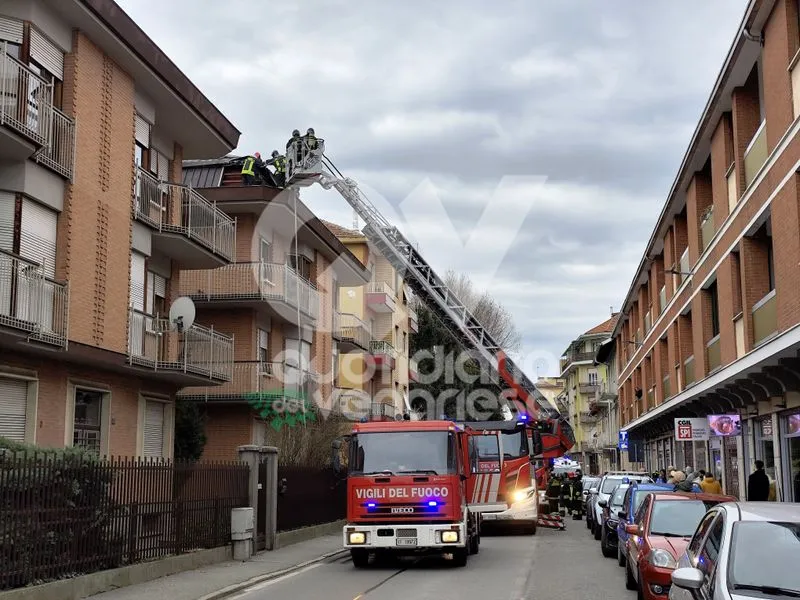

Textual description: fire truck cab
[334,420,484,567]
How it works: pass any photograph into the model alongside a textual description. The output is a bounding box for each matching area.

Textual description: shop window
[754,416,776,481]
[783,412,800,502]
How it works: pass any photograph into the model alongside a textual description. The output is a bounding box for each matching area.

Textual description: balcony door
[284,338,312,406]
[16,199,57,332]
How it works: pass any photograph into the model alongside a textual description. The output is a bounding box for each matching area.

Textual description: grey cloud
[118,0,746,372]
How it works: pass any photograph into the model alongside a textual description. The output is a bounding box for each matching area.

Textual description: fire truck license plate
[396,538,417,546]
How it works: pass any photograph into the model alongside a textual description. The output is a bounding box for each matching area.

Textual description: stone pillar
[238,445,280,551]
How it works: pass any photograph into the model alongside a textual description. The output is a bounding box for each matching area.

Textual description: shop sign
[674,417,710,441]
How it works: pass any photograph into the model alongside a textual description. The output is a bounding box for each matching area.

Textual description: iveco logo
[390,507,414,514]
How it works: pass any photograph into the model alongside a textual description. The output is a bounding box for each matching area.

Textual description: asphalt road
[225,518,638,600]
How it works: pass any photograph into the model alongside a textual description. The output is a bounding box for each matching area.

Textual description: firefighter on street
[566,472,584,519]
[547,472,562,514]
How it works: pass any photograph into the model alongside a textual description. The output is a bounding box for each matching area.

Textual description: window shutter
[130,252,146,311]
[143,400,165,457]
[153,273,166,297]
[20,199,57,278]
[30,27,64,80]
[135,114,151,147]
[0,377,28,442]
[158,153,169,181]
[259,329,269,352]
[0,192,14,251]
[0,17,23,44]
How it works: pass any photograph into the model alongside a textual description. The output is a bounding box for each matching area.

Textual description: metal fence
[276,465,346,532]
[35,105,76,179]
[0,453,250,590]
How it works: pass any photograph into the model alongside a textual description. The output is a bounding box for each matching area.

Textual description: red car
[623,491,735,599]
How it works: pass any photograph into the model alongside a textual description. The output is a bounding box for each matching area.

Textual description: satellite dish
[168,296,196,333]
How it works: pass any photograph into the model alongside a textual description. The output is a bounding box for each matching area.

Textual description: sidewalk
[87,535,347,600]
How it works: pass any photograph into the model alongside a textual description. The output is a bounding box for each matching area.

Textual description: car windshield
[350,431,456,475]
[610,486,629,508]
[729,521,800,593]
[648,500,718,537]
[601,477,624,493]
[501,430,528,459]
[632,490,651,513]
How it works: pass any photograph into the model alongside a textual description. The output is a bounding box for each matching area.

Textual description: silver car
[669,502,800,600]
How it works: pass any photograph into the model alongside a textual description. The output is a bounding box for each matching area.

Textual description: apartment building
[558,314,618,473]
[534,376,565,414]
[615,0,800,502]
[176,159,371,460]
[323,221,417,420]
[0,1,239,456]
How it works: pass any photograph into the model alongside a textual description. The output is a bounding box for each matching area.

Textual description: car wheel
[617,542,625,567]
[351,549,369,568]
[586,515,592,530]
[594,522,602,540]
[637,568,645,600]
[601,529,614,558]
[625,560,636,590]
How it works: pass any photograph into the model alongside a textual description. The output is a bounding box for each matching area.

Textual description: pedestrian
[699,471,722,494]
[666,465,677,484]
[747,460,770,501]
[658,468,667,483]
[672,470,694,492]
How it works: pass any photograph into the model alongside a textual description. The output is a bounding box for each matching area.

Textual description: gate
[276,466,346,532]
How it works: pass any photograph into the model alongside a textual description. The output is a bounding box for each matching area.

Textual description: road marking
[232,563,323,597]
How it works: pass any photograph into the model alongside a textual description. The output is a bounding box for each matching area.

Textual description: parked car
[623,492,735,600]
[670,502,800,600]
[593,472,653,540]
[584,477,601,530]
[616,482,675,567]
[599,483,630,558]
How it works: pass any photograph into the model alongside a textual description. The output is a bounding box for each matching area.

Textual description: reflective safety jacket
[241,156,256,176]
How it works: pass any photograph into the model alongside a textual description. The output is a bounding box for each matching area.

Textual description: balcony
[133,167,236,266]
[579,411,597,425]
[684,355,696,386]
[179,262,320,323]
[408,306,419,333]
[333,312,371,352]
[409,356,419,382]
[701,206,715,251]
[127,307,234,384]
[662,375,671,401]
[647,387,655,409]
[0,249,69,348]
[0,44,76,179]
[178,361,317,409]
[679,248,690,282]
[365,281,396,313]
[726,164,738,212]
[659,286,666,314]
[706,335,721,373]
[644,311,652,333]
[744,120,767,188]
[578,382,599,396]
[562,351,595,371]
[367,340,397,371]
[752,290,777,346]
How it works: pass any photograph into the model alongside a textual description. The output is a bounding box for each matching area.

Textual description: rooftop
[584,313,620,337]
[321,220,366,240]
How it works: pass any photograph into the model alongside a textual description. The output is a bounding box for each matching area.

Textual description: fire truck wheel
[529,522,537,535]
[469,531,480,555]
[350,548,369,568]
[451,547,468,567]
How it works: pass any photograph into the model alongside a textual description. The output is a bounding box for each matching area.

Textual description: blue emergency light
[427,500,438,507]
[367,502,377,508]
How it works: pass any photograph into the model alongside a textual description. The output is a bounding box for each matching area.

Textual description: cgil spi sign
[674,418,710,441]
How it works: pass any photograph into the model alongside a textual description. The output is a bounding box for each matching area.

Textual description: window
[258,329,269,363]
[588,370,598,385]
[73,389,103,454]
[146,271,166,316]
[130,252,146,311]
[729,521,800,591]
[143,400,166,458]
[688,510,719,558]
[709,281,720,337]
[395,325,400,348]
[288,253,312,280]
[149,147,170,181]
[0,377,29,442]
[135,143,146,168]
[649,499,720,537]
[259,238,272,263]
[697,515,724,575]
[403,331,407,354]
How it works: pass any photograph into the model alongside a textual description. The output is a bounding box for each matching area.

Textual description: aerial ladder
[282,137,576,460]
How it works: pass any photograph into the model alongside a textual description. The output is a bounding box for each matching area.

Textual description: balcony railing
[679,248,690,282]
[726,164,738,212]
[369,339,397,359]
[662,375,671,401]
[370,402,396,420]
[178,360,317,404]
[179,262,320,320]
[0,249,69,347]
[706,335,721,373]
[701,206,715,251]
[644,311,652,333]
[35,105,75,179]
[0,43,51,146]
[334,312,371,349]
[659,286,666,314]
[578,382,599,395]
[684,355,695,386]
[366,281,397,313]
[133,167,236,261]
[579,411,597,424]
[752,290,777,346]
[367,281,395,296]
[127,307,233,381]
[565,351,595,366]
[744,120,767,187]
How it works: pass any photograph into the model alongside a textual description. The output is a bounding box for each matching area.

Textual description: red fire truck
[336,420,488,567]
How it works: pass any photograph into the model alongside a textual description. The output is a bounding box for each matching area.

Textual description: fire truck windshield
[501,430,528,459]
[349,431,457,476]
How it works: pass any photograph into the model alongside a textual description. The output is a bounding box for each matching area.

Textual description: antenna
[168,296,196,333]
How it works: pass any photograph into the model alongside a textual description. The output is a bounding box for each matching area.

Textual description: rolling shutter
[0,17,23,44]
[30,27,64,80]
[130,252,146,311]
[0,377,28,442]
[135,114,151,147]
[0,192,14,251]
[143,400,165,457]
[20,199,57,278]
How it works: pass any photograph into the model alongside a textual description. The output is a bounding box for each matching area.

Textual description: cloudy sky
[119,0,746,377]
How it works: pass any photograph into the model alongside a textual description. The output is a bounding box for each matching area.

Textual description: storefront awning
[623,324,800,439]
